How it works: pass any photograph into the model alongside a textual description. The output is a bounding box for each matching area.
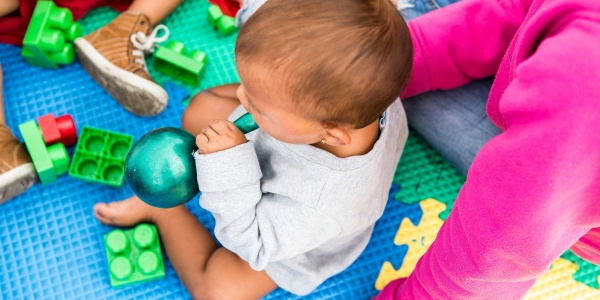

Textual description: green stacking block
[21,1,82,68]
[154,41,208,86]
[19,121,56,184]
[206,4,237,36]
[68,126,133,187]
[217,16,237,36]
[207,4,223,27]
[104,224,165,287]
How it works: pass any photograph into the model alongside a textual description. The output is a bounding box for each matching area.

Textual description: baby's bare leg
[154,207,277,299]
[94,196,277,299]
[0,0,18,18]
[182,83,241,136]
[127,0,183,26]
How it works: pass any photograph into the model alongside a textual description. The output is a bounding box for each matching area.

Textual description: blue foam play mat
[0,2,438,299]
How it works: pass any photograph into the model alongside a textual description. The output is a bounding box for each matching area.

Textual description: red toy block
[208,0,240,17]
[38,114,61,145]
[37,114,77,146]
[56,114,77,146]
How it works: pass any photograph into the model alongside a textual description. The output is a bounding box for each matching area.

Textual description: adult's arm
[382,2,600,298]
[402,0,533,98]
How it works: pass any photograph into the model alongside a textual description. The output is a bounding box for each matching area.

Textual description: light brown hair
[235,0,413,129]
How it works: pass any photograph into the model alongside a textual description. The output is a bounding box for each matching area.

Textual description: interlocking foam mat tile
[2,1,599,299]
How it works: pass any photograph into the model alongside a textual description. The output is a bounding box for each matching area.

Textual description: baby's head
[235,0,412,145]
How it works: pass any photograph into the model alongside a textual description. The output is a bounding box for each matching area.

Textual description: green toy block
[68,126,133,187]
[154,41,208,86]
[207,4,224,27]
[217,16,237,36]
[19,121,71,184]
[104,224,165,287]
[21,1,82,68]
[206,4,237,36]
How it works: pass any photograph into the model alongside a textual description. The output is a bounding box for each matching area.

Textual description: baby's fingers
[208,119,233,134]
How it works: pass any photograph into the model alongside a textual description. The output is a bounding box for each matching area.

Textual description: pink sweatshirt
[380,0,600,298]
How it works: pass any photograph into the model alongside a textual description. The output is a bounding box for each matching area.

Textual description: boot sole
[74,38,168,117]
[0,163,38,205]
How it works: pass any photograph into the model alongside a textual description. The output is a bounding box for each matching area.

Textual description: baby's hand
[196,120,247,154]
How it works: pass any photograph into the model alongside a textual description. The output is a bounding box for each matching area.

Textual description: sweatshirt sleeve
[401,0,533,98]
[382,6,600,299]
[194,142,342,271]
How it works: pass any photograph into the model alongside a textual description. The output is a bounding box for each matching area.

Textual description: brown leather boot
[74,12,169,116]
[0,125,38,204]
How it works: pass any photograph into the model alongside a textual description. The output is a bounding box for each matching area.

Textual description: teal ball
[125,127,199,208]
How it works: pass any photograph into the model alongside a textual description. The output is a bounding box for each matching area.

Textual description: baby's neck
[315,119,380,158]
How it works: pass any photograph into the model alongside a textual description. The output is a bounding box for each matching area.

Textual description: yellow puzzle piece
[375,198,445,290]
[524,258,600,299]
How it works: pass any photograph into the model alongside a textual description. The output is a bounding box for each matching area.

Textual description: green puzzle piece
[104,224,165,287]
[68,126,133,187]
[392,130,465,220]
[21,1,82,68]
[154,41,209,86]
[561,250,600,289]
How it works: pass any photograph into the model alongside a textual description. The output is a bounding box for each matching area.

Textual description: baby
[94,0,413,298]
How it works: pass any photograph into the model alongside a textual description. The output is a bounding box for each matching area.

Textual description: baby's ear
[323,127,352,146]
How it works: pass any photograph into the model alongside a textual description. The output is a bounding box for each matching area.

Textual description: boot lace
[130,24,170,71]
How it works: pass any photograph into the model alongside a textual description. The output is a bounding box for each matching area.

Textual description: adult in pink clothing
[379,0,600,298]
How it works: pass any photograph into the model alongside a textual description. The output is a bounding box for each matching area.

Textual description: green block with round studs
[21,1,82,68]
[206,4,237,36]
[68,126,133,187]
[154,41,209,86]
[207,4,223,27]
[103,224,165,287]
[217,16,237,36]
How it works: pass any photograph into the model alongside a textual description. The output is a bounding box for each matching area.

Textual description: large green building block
[21,1,82,68]
[19,120,70,184]
[68,126,133,187]
[154,41,208,86]
[104,224,165,287]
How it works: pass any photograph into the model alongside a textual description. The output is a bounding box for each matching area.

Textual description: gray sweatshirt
[193,100,407,295]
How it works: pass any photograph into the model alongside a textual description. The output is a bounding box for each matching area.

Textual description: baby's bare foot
[94,195,162,226]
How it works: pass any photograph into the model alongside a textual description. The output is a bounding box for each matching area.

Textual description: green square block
[154,41,208,86]
[21,1,82,68]
[104,224,165,287]
[18,121,56,184]
[68,126,133,187]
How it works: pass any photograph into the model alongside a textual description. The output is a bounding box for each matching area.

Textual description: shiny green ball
[125,128,199,208]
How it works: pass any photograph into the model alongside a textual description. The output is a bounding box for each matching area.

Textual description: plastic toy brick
[68,126,133,187]
[18,121,69,184]
[21,1,82,68]
[207,5,224,27]
[217,16,237,36]
[208,0,240,17]
[154,41,208,86]
[104,224,165,287]
[206,4,237,36]
[38,114,78,146]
